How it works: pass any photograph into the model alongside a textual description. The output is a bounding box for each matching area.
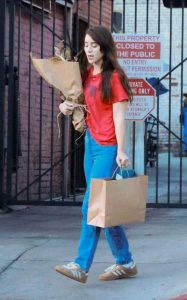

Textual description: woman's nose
[87,46,92,52]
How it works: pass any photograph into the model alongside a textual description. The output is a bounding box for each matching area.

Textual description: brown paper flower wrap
[30,44,86,133]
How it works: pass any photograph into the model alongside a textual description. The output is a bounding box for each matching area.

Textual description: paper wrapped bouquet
[30,41,86,133]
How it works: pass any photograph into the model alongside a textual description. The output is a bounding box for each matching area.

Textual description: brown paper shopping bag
[87,175,148,228]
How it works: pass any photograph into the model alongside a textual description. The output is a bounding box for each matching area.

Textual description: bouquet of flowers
[30,41,86,133]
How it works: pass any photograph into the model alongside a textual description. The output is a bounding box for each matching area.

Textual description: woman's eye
[84,43,98,48]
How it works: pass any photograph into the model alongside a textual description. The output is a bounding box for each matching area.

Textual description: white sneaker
[99,261,137,281]
[54,262,88,283]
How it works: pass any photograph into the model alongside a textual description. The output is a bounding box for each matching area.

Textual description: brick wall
[75,0,111,29]
[5,0,112,202]
[10,3,65,201]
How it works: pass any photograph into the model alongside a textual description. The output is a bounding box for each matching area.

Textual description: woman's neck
[92,61,102,75]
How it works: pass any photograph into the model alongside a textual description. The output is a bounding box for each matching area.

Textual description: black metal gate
[0,0,111,208]
[112,0,187,207]
[0,0,187,209]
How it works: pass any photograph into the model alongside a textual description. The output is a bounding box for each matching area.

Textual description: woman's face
[84,34,103,66]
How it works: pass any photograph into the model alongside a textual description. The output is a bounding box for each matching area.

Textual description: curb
[170,295,187,300]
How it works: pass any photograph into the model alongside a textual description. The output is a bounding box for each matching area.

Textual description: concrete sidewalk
[0,206,187,300]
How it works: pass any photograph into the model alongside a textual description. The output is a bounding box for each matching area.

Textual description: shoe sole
[54,266,87,284]
[99,267,138,281]
[99,273,137,281]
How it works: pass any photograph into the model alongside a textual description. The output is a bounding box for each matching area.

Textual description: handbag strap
[112,166,130,179]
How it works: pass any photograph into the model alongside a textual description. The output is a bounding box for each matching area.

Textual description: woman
[55,26,137,283]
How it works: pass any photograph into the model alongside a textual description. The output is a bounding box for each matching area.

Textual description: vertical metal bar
[72,0,80,202]
[144,0,150,193]
[179,0,184,204]
[6,0,15,201]
[134,0,137,33]
[14,0,21,200]
[158,0,161,34]
[132,0,138,169]
[38,0,44,200]
[14,1,21,200]
[155,0,161,205]
[0,0,6,206]
[123,0,126,33]
[73,0,79,201]
[111,0,114,32]
[50,0,56,202]
[155,94,160,206]
[167,1,173,204]
[99,0,102,25]
[64,0,67,44]
[75,0,79,53]
[60,0,70,202]
[71,0,80,202]
[144,120,148,174]
[27,0,33,202]
[72,136,77,202]
[146,0,149,34]
[88,0,91,27]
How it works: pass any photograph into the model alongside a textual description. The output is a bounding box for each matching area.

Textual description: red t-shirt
[83,68,129,145]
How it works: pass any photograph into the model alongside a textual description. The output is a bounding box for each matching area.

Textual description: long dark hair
[77,26,133,103]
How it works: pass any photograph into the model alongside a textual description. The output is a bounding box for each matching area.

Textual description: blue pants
[74,130,132,272]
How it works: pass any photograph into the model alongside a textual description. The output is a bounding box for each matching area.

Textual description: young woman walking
[55,26,137,283]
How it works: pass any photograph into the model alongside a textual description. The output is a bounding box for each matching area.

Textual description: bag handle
[112,166,130,179]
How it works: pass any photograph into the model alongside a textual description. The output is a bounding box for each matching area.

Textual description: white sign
[113,33,163,78]
[126,78,155,120]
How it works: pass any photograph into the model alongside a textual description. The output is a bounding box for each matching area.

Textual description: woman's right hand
[59,101,74,116]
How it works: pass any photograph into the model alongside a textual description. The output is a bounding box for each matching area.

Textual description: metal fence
[0,0,187,209]
[0,0,111,208]
[112,0,187,207]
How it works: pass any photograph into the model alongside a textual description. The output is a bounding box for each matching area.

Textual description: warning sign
[116,41,160,59]
[126,78,155,121]
[113,33,163,77]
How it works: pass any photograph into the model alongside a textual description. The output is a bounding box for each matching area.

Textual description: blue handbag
[115,168,136,180]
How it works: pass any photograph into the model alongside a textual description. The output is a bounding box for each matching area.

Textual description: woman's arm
[113,101,130,167]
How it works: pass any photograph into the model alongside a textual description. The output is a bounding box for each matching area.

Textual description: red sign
[116,42,161,60]
[128,78,155,96]
[113,34,162,78]
[125,78,155,121]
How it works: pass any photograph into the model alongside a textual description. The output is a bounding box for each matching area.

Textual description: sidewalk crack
[0,239,50,276]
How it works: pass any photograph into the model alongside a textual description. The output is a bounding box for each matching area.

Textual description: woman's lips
[87,55,94,60]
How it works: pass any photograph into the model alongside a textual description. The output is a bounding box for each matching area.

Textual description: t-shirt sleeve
[111,71,129,103]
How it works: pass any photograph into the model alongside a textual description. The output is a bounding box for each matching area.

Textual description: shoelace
[64,262,88,276]
[65,262,80,269]
[104,264,118,272]
[104,262,135,273]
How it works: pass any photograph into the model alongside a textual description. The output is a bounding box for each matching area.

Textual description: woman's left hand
[116,151,130,168]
